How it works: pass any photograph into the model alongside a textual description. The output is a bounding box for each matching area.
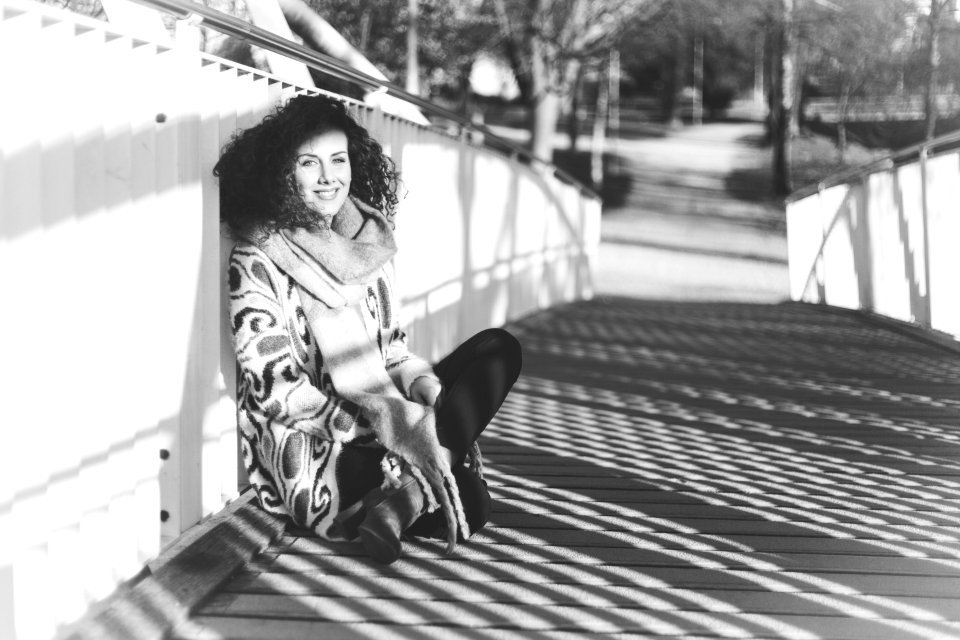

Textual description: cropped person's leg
[404,329,521,540]
[432,328,522,461]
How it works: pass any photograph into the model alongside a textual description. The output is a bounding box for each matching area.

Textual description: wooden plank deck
[174,298,960,640]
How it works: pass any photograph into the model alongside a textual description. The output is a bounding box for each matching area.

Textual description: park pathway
[597,120,789,302]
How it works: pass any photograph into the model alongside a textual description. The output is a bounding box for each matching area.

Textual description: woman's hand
[409,376,442,407]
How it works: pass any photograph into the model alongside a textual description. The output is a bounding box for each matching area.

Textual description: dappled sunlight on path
[178,298,960,639]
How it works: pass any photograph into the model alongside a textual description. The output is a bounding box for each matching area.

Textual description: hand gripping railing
[125,0,600,201]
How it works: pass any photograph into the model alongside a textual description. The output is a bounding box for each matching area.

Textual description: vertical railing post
[919,142,933,328]
[857,173,873,313]
[815,182,827,303]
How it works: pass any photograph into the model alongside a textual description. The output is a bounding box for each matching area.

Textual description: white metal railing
[0,1,601,638]
[785,130,960,339]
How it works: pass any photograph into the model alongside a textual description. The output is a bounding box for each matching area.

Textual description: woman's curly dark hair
[214,94,400,240]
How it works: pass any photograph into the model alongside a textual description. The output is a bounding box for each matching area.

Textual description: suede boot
[357,471,427,564]
[332,499,366,540]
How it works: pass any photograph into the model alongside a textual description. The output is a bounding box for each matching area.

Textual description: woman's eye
[333,157,347,165]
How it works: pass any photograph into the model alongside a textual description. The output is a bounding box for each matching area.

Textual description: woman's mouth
[314,187,339,201]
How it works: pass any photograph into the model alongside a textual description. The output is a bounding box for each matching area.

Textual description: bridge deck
[173,297,960,640]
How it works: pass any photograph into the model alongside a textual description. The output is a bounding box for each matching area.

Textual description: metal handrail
[786,128,960,203]
[125,0,600,201]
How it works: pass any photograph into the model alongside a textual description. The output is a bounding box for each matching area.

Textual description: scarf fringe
[406,464,439,514]
[467,442,485,482]
[406,460,470,553]
[444,471,471,548]
[435,466,469,554]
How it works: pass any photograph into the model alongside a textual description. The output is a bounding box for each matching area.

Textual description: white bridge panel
[787,142,958,340]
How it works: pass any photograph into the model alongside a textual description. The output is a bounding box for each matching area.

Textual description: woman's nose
[316,162,330,182]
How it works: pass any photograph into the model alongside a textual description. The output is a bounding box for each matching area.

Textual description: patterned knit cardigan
[228,240,439,539]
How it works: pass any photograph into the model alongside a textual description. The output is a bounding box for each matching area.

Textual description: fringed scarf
[254,196,468,553]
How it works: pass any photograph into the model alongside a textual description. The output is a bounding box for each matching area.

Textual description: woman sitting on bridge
[214,94,521,564]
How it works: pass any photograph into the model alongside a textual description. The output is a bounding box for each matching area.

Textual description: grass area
[789,129,891,192]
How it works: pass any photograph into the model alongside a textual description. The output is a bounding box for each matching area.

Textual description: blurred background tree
[801,0,914,161]
[619,0,769,125]
[478,0,646,160]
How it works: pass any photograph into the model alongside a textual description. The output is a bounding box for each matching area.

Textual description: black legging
[405,327,522,538]
[432,328,523,461]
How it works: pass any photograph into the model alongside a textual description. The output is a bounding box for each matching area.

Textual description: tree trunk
[754,36,765,107]
[924,0,944,140]
[765,27,777,141]
[591,62,609,189]
[532,91,561,162]
[359,8,371,50]
[491,0,533,103]
[837,81,850,164]
[789,30,802,136]
[772,0,795,196]
[693,35,703,126]
[668,30,686,127]
[529,24,560,162]
[609,47,621,173]
[665,0,688,127]
[406,0,419,95]
[567,65,585,151]
[458,60,475,116]
[608,48,621,140]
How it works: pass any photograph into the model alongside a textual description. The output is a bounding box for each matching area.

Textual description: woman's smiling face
[293,129,352,220]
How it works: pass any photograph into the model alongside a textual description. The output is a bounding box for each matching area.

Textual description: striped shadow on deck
[175,298,960,640]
